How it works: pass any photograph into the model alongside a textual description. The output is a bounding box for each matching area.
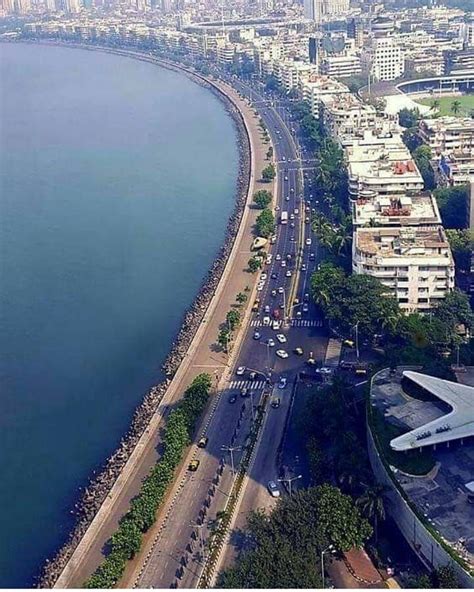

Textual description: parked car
[278,377,288,389]
[276,349,289,359]
[267,480,281,498]
[198,436,209,448]
[236,366,245,376]
[188,460,200,471]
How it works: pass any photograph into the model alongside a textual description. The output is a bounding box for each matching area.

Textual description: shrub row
[85,373,212,588]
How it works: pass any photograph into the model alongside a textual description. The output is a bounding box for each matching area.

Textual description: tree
[398,107,420,128]
[218,328,230,352]
[236,292,248,305]
[266,146,273,160]
[451,99,461,115]
[402,127,422,152]
[356,485,388,543]
[226,309,241,331]
[434,289,474,340]
[431,98,440,112]
[432,565,459,588]
[413,144,435,190]
[247,256,262,273]
[261,163,276,182]
[253,189,272,209]
[446,229,473,273]
[310,262,346,309]
[434,184,469,229]
[255,208,275,238]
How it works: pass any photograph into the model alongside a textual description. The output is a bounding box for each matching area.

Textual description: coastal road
[128,75,329,588]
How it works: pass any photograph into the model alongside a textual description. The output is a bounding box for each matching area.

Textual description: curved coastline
[18,41,252,588]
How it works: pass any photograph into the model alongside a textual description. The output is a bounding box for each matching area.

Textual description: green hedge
[84,373,212,588]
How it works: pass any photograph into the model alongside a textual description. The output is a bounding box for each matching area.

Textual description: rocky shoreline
[36,43,251,588]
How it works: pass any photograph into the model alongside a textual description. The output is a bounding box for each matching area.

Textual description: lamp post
[278,474,302,497]
[354,321,360,360]
[221,445,242,475]
[321,544,334,589]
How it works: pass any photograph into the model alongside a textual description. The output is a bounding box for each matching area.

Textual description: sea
[0,42,238,587]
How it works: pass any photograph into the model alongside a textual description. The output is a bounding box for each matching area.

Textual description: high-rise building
[64,0,80,12]
[309,37,318,64]
[14,0,31,13]
[304,0,323,24]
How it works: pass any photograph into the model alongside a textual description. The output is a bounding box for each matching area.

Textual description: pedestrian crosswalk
[250,319,323,328]
[228,380,266,391]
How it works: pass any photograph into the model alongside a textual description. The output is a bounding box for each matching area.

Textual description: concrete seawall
[26,41,262,588]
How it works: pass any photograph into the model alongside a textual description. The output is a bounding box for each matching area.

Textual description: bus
[280,211,288,225]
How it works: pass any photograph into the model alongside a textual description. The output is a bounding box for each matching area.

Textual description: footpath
[53,67,272,587]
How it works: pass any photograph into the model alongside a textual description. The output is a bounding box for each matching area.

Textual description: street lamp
[321,544,335,589]
[354,321,360,360]
[221,444,242,475]
[278,474,302,496]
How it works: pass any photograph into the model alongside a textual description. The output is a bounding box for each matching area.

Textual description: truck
[280,211,288,225]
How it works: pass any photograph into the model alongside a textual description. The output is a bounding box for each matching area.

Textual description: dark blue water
[0,43,238,587]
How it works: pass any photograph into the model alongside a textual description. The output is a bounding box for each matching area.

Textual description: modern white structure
[391,371,474,451]
[366,37,405,81]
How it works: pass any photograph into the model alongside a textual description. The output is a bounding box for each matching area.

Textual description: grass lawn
[370,408,435,476]
[416,94,474,117]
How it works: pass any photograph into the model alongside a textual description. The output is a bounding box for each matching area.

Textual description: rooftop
[353,192,441,227]
[370,368,474,570]
[355,226,451,259]
[421,116,474,133]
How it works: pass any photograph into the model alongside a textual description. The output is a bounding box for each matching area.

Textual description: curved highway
[131,74,328,590]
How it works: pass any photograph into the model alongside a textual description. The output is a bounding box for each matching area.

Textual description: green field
[416,94,474,117]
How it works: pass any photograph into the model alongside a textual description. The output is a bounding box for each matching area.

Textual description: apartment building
[299,75,349,118]
[319,93,378,139]
[364,36,405,81]
[346,135,424,199]
[320,53,362,78]
[420,116,474,185]
[353,226,455,312]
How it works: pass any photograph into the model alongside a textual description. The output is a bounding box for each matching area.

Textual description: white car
[278,377,288,389]
[281,261,286,268]
[285,270,292,277]
[263,316,271,326]
[253,331,261,340]
[276,349,289,359]
[278,286,284,294]
[275,253,281,261]
[267,480,280,498]
[285,196,290,201]
[276,334,287,344]
[260,273,267,281]
[272,320,281,330]
[306,238,312,246]
[236,366,246,376]
[316,366,332,375]
[290,214,295,221]
[271,235,277,244]
[257,283,264,291]
[266,255,272,265]
[267,338,275,347]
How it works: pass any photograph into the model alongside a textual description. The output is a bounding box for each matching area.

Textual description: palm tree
[356,484,388,543]
[451,99,461,115]
[431,98,440,112]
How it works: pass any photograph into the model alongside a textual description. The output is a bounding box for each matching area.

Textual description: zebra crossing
[249,319,323,328]
[228,380,266,391]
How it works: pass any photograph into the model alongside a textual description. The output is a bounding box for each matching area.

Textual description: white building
[320,53,362,78]
[366,37,405,81]
[353,226,455,312]
[300,75,349,118]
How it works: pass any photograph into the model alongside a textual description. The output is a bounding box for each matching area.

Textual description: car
[290,214,295,220]
[276,349,289,359]
[301,263,307,271]
[266,255,272,265]
[229,394,237,404]
[253,331,261,340]
[275,253,281,261]
[316,366,332,375]
[286,270,292,277]
[303,303,309,312]
[188,460,200,471]
[271,235,277,244]
[275,205,280,212]
[272,320,281,330]
[267,480,281,497]
[249,371,257,380]
[281,260,286,267]
[285,195,290,201]
[271,397,281,409]
[267,338,275,347]
[236,366,246,376]
[260,273,267,281]
[278,377,288,389]
[257,283,264,291]
[271,272,278,280]
[278,286,284,294]
[198,436,209,448]
[284,175,288,180]
[263,316,271,326]
[280,303,285,309]
[304,293,310,302]
[271,289,277,297]
[286,254,292,260]
[276,333,287,343]
[296,310,302,318]
[264,304,271,314]
[290,236,296,242]
[307,357,316,366]
[305,238,312,246]
[305,217,310,224]
[294,347,304,356]
[267,481,280,497]
[309,252,315,261]
[343,339,355,348]
[294,208,299,215]
[241,387,249,397]
[290,222,295,228]
[317,263,321,270]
